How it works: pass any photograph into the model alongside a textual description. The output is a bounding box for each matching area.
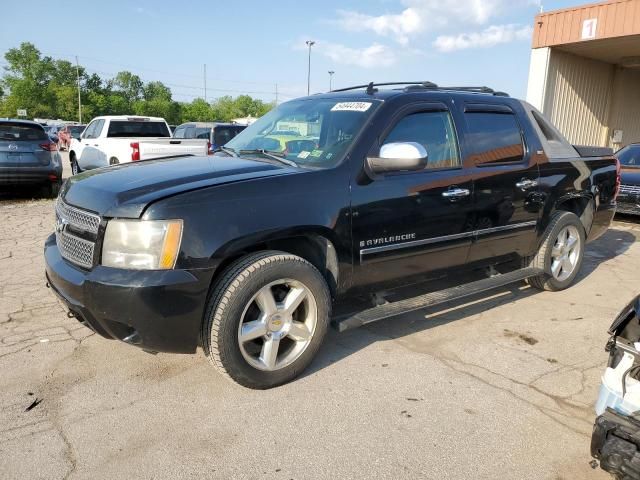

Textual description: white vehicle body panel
[69,116,208,171]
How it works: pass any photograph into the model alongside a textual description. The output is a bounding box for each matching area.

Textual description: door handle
[442,188,470,199]
[515,179,538,190]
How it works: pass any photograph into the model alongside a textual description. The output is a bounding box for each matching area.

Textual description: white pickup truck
[69,115,208,174]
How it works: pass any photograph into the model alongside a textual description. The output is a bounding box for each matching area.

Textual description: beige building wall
[542,49,614,146]
[608,67,640,146]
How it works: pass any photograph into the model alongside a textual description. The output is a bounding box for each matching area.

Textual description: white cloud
[318,42,397,68]
[335,8,421,46]
[433,24,533,52]
[335,0,537,44]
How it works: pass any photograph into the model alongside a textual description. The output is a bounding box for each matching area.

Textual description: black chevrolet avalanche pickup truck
[45,82,619,388]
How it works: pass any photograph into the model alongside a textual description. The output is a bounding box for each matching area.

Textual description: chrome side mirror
[367,142,428,174]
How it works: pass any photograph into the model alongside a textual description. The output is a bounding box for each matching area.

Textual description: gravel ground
[1,153,639,479]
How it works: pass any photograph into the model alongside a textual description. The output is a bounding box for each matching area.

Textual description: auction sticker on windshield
[331,102,372,112]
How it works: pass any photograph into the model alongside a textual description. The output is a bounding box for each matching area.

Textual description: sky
[0,0,588,103]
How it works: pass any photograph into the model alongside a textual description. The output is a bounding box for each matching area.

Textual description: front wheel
[527,211,586,291]
[202,251,331,389]
[70,154,81,175]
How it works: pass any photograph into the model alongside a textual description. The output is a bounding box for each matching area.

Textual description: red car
[57,125,86,151]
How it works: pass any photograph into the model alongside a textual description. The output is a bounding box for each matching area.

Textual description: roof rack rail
[330,82,509,97]
[331,82,438,95]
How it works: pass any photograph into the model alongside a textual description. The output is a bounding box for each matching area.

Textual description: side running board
[333,267,543,332]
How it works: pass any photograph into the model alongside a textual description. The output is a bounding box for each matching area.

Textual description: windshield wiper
[239,149,298,168]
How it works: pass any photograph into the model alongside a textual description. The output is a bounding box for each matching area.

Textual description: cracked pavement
[1,153,639,479]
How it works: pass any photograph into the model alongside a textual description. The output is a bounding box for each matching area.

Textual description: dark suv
[172,122,246,154]
[616,143,640,215]
[45,83,618,388]
[1,119,63,197]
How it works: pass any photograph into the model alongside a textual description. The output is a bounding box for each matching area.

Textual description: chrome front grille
[55,200,101,234]
[55,200,100,269]
[56,230,95,268]
[620,184,640,196]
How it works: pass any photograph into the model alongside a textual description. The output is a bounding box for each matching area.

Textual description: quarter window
[383,111,460,169]
[464,112,524,165]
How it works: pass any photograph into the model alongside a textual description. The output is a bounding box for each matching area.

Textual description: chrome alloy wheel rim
[238,279,317,371]
[550,225,581,281]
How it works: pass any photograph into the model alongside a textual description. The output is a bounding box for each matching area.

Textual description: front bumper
[617,195,640,215]
[44,234,214,353]
[592,409,640,478]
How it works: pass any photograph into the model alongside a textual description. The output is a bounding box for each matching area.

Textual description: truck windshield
[107,121,170,138]
[618,145,640,168]
[225,98,381,168]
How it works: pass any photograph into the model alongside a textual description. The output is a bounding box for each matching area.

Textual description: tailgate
[138,139,208,160]
[0,140,51,167]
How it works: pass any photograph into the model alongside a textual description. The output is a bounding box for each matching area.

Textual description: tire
[202,251,331,389]
[49,180,62,198]
[527,211,586,291]
[109,157,119,166]
[39,180,61,199]
[70,153,81,175]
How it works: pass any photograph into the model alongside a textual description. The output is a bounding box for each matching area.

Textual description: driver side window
[383,111,460,169]
[83,121,97,139]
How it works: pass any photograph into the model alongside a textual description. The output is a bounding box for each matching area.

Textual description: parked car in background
[45,83,619,389]
[0,119,62,197]
[616,143,640,215]
[45,125,60,144]
[69,116,208,174]
[592,295,640,478]
[58,125,86,150]
[173,122,246,153]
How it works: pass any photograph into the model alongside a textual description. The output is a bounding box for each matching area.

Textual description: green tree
[181,98,213,122]
[143,81,172,102]
[0,42,272,124]
[110,71,143,105]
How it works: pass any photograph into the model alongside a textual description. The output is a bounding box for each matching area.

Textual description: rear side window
[195,127,211,140]
[107,121,170,138]
[0,122,48,141]
[382,111,460,169]
[213,126,241,147]
[465,112,524,165]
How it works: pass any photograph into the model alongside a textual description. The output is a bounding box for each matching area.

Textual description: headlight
[102,219,183,270]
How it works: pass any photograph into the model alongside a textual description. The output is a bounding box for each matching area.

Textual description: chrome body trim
[360,220,538,257]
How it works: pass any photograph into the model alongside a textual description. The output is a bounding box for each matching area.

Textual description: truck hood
[621,167,640,186]
[61,155,297,218]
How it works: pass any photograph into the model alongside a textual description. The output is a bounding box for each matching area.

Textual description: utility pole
[306,40,315,96]
[204,64,207,102]
[275,83,278,105]
[328,70,335,91]
[75,56,82,123]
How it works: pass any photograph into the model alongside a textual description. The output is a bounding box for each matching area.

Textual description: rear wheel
[527,211,586,291]
[109,157,119,166]
[40,180,61,199]
[202,251,331,389]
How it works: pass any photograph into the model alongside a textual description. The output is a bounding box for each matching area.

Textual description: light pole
[328,70,335,91]
[306,40,315,96]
